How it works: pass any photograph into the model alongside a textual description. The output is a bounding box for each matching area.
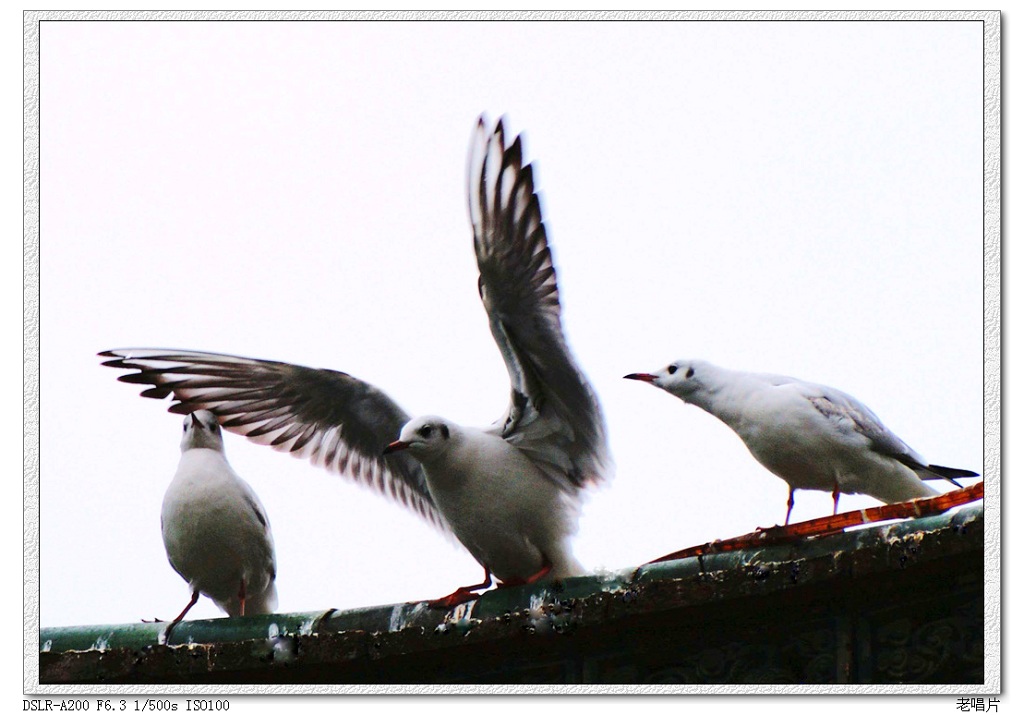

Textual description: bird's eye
[667,365,677,375]
[685,367,695,378]
[419,425,433,438]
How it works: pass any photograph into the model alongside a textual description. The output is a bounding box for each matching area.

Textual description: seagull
[161,410,277,637]
[101,116,611,607]
[624,359,977,525]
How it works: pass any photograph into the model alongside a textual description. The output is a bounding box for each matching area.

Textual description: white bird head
[180,410,225,453]
[624,360,710,403]
[382,416,454,460]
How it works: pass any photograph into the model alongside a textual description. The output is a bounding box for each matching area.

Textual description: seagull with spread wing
[101,117,611,607]
[625,359,977,525]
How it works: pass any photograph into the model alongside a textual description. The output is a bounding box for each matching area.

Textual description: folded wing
[805,383,975,485]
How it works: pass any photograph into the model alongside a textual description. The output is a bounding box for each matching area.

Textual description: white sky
[33,15,989,658]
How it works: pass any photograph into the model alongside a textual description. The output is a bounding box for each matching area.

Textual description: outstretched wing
[468,117,611,491]
[100,348,447,532]
[806,384,974,485]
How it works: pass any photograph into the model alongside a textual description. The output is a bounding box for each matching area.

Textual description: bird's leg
[785,487,796,526]
[163,590,200,642]
[428,566,493,609]
[831,481,841,515]
[170,590,200,624]
[238,579,247,617]
[524,558,553,585]
[498,555,554,588]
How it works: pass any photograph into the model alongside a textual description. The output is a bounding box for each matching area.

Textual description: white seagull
[625,359,977,525]
[101,117,611,607]
[161,410,277,636]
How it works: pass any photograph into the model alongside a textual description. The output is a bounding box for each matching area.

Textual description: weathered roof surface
[39,503,983,686]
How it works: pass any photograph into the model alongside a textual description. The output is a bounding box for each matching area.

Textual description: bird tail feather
[917,463,979,487]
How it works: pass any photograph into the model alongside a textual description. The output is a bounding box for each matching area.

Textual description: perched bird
[101,117,611,607]
[625,360,977,525]
[161,410,277,635]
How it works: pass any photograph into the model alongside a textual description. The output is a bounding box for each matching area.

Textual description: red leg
[170,590,200,624]
[428,566,493,609]
[524,559,553,585]
[497,555,554,588]
[163,590,199,641]
[785,487,796,526]
[832,481,841,515]
[238,579,247,617]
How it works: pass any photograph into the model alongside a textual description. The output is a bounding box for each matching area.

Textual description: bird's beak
[190,412,202,427]
[383,440,410,455]
[624,373,658,383]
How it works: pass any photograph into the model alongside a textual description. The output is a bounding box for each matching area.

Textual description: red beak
[382,440,410,455]
[624,373,657,383]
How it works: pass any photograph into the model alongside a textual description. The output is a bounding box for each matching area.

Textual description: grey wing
[806,384,931,469]
[755,372,801,387]
[239,484,277,581]
[100,348,446,532]
[468,117,611,491]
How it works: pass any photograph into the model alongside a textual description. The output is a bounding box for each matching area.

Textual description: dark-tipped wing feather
[99,348,446,531]
[468,117,611,491]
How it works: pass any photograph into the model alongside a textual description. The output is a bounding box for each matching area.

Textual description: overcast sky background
[35,17,987,647]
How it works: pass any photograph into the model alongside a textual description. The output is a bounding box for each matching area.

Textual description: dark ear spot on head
[686,367,695,378]
[440,424,450,440]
